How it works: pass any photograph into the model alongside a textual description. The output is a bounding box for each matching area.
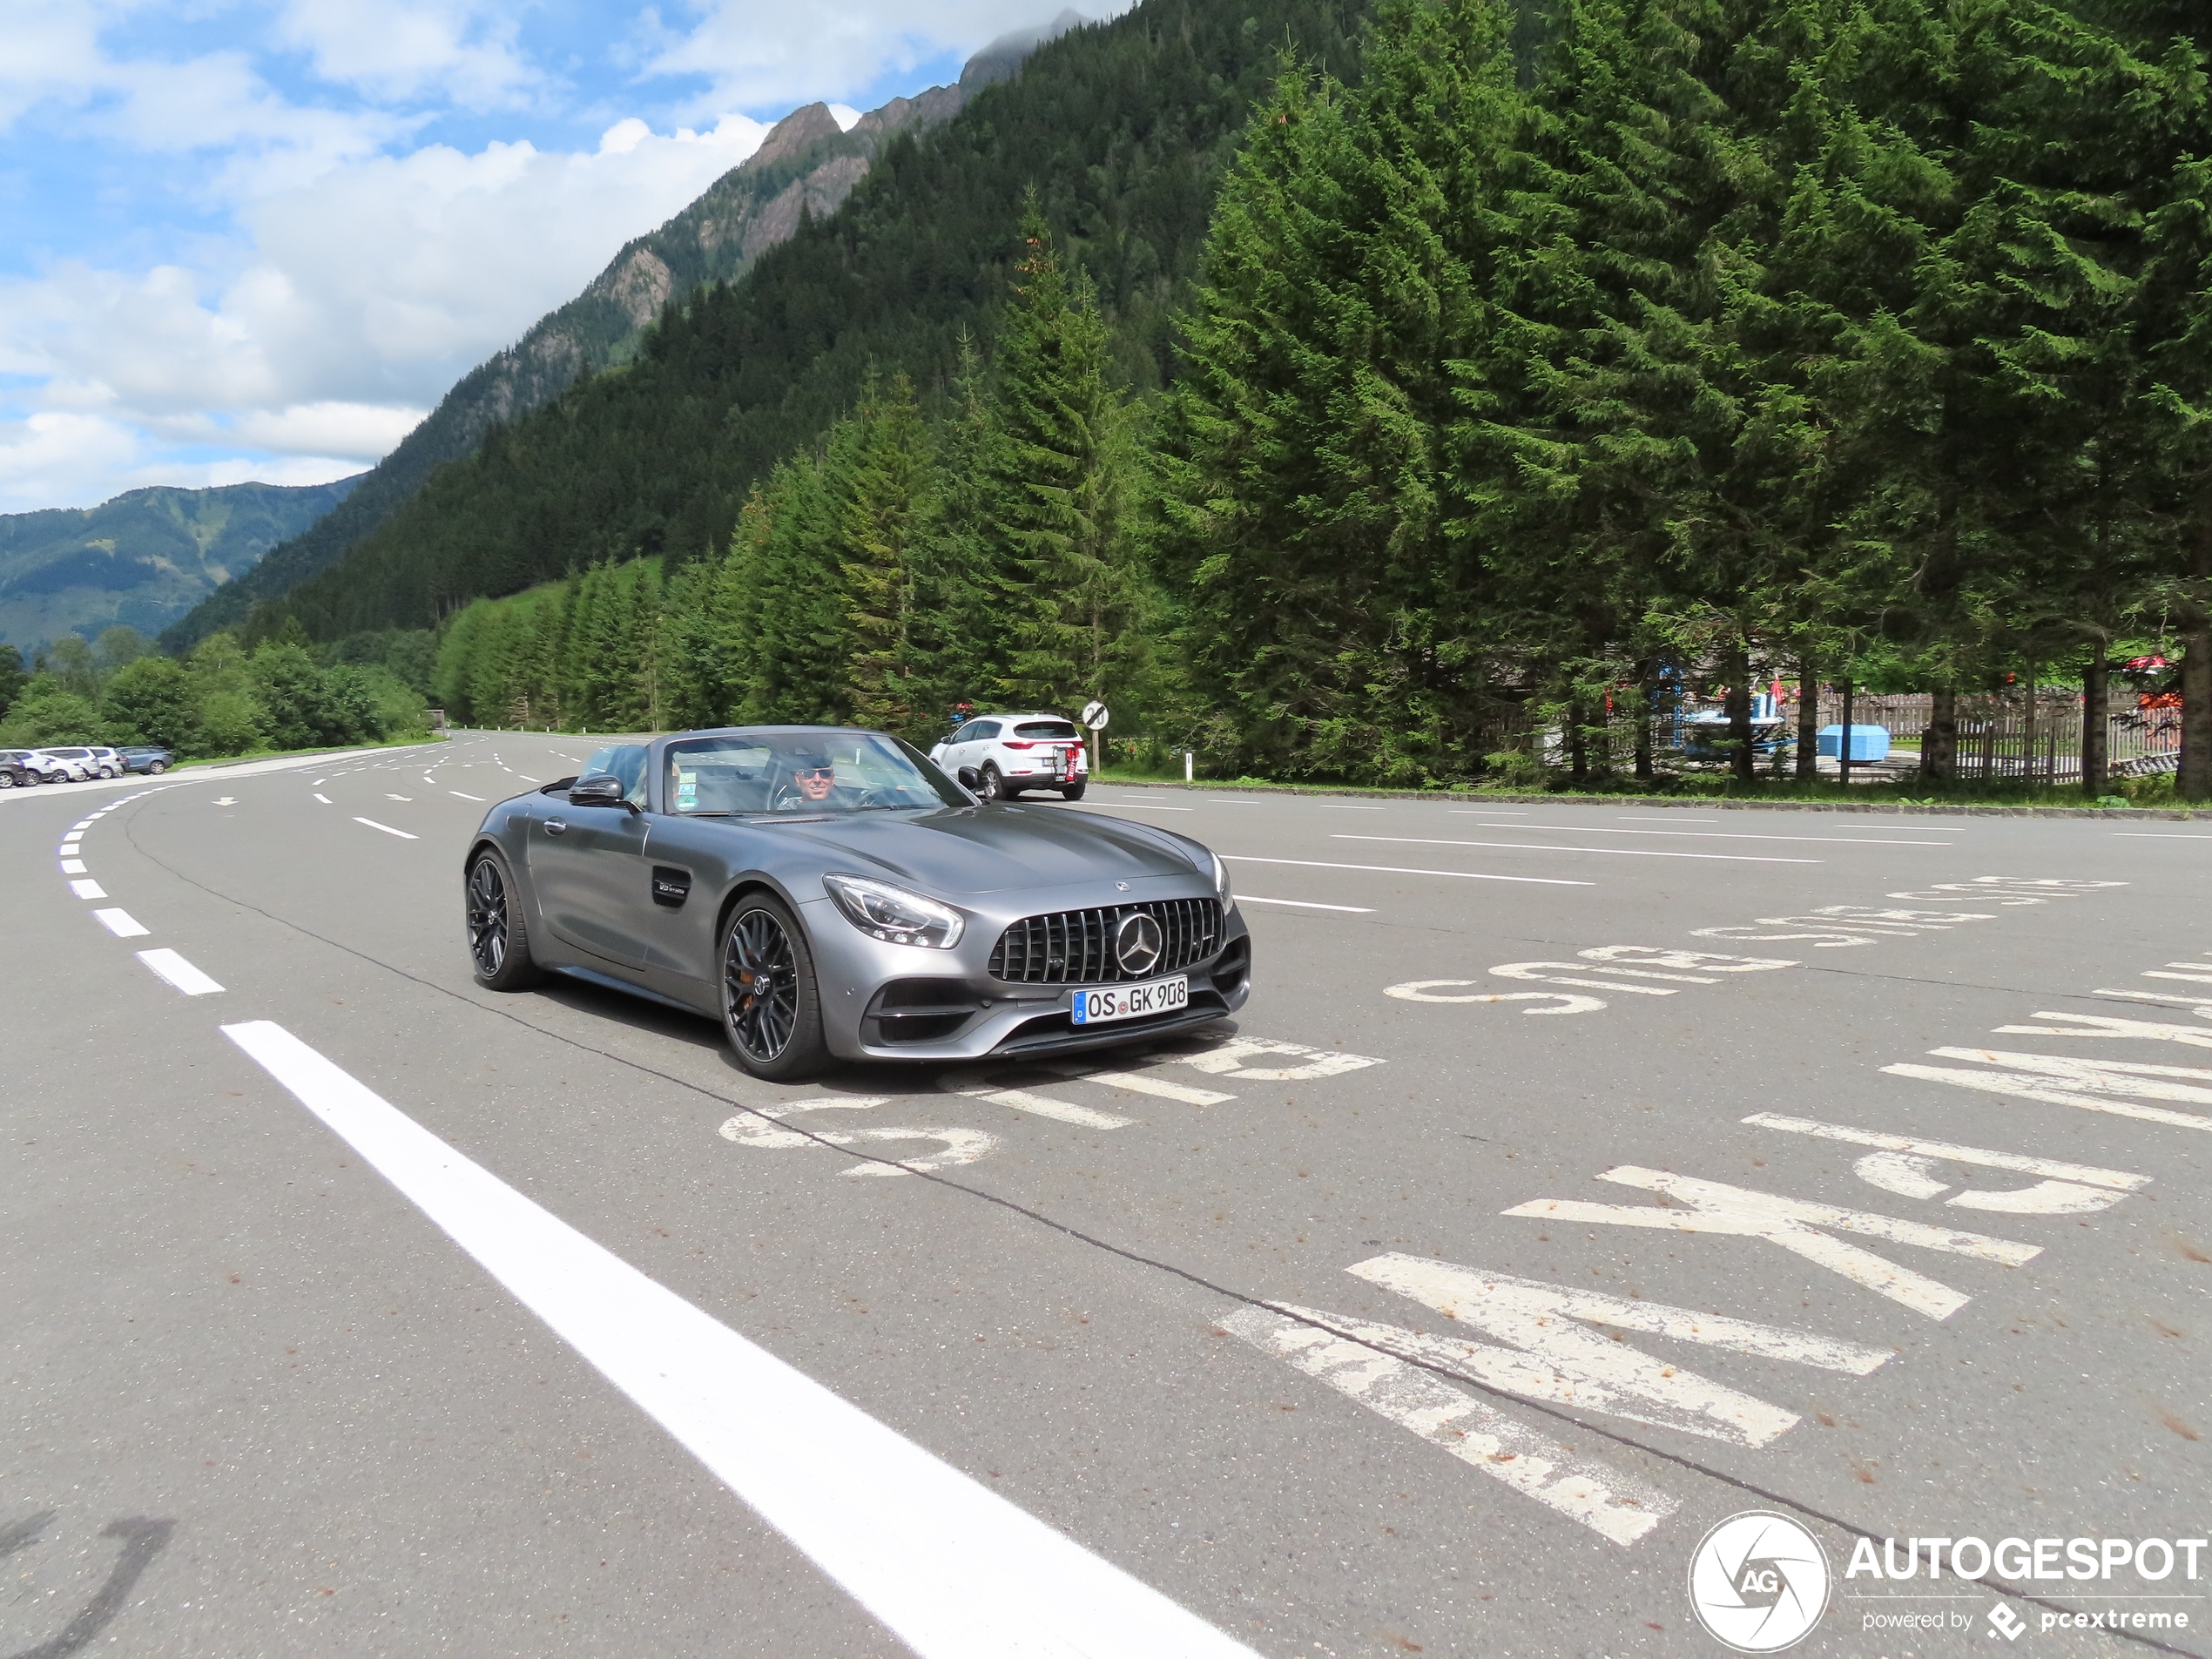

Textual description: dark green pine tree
[736,449,851,725]
[903,335,1002,727]
[980,206,1132,716]
[839,373,933,735]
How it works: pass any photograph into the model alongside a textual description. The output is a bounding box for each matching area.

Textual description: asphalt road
[5,732,2208,1659]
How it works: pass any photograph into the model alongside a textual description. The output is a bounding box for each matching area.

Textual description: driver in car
[778,752,842,809]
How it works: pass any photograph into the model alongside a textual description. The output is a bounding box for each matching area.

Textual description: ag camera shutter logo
[1688,1511,1831,1652]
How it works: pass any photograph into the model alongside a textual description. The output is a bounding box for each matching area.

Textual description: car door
[526,750,657,967]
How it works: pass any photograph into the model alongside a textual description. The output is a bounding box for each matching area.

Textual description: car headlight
[1211,852,1236,914]
[821,873,966,949]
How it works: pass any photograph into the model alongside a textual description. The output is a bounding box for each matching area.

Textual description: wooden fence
[1794,691,2179,783]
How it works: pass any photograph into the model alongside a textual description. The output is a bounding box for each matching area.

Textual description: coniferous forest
[231,0,2212,799]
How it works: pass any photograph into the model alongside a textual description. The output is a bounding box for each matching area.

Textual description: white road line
[1338,834,1818,866]
[354,817,418,840]
[1449,819,1952,846]
[979,1087,1136,1130]
[1045,1068,1235,1107]
[137,948,224,995]
[1745,1114,2148,1189]
[1238,895,1375,913]
[219,1022,1246,1659]
[68,878,105,899]
[1222,1306,1676,1546]
[92,907,149,938]
[1201,798,1267,805]
[1315,804,1385,811]
[71,819,91,830]
[2114,832,2212,840]
[1087,802,1193,813]
[314,793,333,803]
[60,860,87,875]
[312,779,326,786]
[450,790,484,801]
[1619,815,1717,822]
[518,774,541,782]
[1224,854,1591,887]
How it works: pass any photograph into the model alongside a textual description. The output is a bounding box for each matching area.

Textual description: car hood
[749,804,1204,894]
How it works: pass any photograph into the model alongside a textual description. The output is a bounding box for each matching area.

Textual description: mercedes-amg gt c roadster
[462,726,1251,1080]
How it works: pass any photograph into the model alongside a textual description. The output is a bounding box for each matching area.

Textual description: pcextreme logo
[1687,1511,1831,1653]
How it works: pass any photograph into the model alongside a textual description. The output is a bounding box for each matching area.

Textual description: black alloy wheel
[466,849,543,990]
[720,895,829,1080]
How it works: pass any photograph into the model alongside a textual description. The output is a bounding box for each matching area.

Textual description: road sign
[1081,701,1110,731]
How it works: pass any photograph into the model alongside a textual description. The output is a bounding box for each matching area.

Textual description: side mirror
[956,765,983,794]
[569,773,631,808]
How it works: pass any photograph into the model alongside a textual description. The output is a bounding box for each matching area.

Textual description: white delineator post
[1184,751,1194,781]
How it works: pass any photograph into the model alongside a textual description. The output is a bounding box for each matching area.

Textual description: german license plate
[1070,975,1188,1026]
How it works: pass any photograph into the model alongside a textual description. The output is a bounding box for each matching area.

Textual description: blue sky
[0,0,1088,514]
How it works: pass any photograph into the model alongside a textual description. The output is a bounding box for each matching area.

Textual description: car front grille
[988,898,1222,985]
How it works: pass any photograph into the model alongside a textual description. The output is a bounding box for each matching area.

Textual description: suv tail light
[1001,740,1035,750]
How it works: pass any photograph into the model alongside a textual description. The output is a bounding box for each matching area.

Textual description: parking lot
[5,732,2207,1656]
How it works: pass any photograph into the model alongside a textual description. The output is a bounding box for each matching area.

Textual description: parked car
[27,748,95,781]
[0,749,50,785]
[927,712,1089,801]
[118,746,173,774]
[462,725,1247,1081]
[0,753,33,789]
[32,746,106,780]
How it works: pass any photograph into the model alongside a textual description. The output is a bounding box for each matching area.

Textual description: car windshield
[664,731,967,815]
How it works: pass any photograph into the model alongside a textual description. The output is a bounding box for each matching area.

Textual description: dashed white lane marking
[70,819,91,831]
[312,779,326,786]
[59,860,86,874]
[1315,803,1385,810]
[2113,832,2212,840]
[1222,1307,1676,1546]
[314,793,333,804]
[450,791,484,801]
[1451,819,1955,846]
[1224,854,1592,887]
[92,907,149,938]
[518,774,541,782]
[1238,895,1375,913]
[137,948,223,995]
[944,1077,1135,1130]
[354,818,418,840]
[68,879,105,899]
[222,1022,1251,1659]
[385,793,412,801]
[1041,1067,1235,1107]
[1339,833,1819,866]
[1088,801,1192,813]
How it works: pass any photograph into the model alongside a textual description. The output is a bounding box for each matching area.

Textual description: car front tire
[720,894,830,1082]
[466,848,545,990]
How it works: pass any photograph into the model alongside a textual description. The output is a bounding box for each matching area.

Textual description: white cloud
[644,0,1115,116]
[0,409,362,514]
[1,112,768,501]
[270,0,535,105]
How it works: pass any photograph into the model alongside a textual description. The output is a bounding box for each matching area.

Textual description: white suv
[32,746,106,780]
[930,712,1089,801]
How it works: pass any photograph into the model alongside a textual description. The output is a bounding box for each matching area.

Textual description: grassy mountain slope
[161,74,996,652]
[0,476,361,651]
[256,0,1367,641]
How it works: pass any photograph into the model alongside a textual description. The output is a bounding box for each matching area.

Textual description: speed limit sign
[1081,701,1109,731]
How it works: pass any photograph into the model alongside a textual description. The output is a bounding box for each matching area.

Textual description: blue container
[1817,723,1890,762]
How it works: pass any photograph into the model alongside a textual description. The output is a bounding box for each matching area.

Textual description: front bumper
[803,891,1251,1062]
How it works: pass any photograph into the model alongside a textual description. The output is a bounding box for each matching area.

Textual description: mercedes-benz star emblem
[1114,912,1163,975]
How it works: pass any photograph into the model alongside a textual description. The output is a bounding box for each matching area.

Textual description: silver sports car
[462,725,1251,1079]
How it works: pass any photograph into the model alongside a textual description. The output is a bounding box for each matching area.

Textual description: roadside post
[1838,678,1854,788]
[1080,700,1110,778]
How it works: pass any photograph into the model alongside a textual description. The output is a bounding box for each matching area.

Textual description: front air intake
[987,898,1222,985]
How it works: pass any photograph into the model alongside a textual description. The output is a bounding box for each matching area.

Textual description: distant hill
[161,17,1088,655]
[0,476,362,651]
[247,0,1367,642]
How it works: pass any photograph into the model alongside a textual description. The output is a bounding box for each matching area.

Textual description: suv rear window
[1012,721,1079,739]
